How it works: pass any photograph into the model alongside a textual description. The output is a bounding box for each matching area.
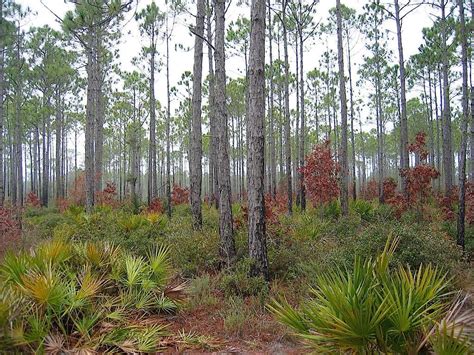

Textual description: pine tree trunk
[440,0,453,195]
[247,0,268,279]
[85,31,98,212]
[336,0,348,216]
[394,0,409,195]
[148,32,157,204]
[298,26,306,211]
[55,89,63,200]
[295,31,300,208]
[166,16,172,218]
[346,31,356,201]
[190,0,205,229]
[206,1,218,208]
[0,0,4,207]
[457,0,468,250]
[267,0,276,199]
[281,0,292,214]
[215,0,236,266]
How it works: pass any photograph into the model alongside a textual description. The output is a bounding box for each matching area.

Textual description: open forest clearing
[0,0,473,353]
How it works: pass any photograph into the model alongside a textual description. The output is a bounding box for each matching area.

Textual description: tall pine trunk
[190,0,205,229]
[457,0,468,250]
[336,0,348,216]
[281,0,292,214]
[247,0,268,279]
[267,0,276,199]
[394,0,409,195]
[440,0,453,194]
[215,0,236,266]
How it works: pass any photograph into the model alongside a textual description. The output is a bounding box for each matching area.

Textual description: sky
[16,0,435,168]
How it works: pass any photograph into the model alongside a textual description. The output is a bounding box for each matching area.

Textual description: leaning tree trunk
[190,0,205,230]
[215,0,236,267]
[457,0,468,250]
[336,0,348,216]
[247,0,269,280]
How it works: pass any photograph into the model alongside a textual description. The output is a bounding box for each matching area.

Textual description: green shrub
[221,296,248,336]
[350,199,374,221]
[268,237,472,353]
[187,274,217,309]
[219,258,268,297]
[320,200,340,219]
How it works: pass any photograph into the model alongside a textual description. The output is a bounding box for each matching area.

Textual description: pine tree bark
[0,0,4,207]
[207,1,218,208]
[247,0,268,280]
[457,0,468,250]
[281,0,292,214]
[336,0,348,216]
[346,31,356,200]
[165,15,172,218]
[394,0,409,195]
[440,0,453,194]
[298,19,306,211]
[190,0,205,230]
[267,0,276,199]
[55,89,63,200]
[215,0,236,266]
[148,29,157,204]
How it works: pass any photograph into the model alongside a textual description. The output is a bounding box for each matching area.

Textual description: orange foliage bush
[0,207,21,256]
[171,185,189,205]
[96,181,120,208]
[147,197,164,214]
[26,191,41,208]
[301,141,340,206]
[362,179,379,200]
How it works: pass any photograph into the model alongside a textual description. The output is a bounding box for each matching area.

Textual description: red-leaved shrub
[0,207,21,256]
[96,181,119,208]
[301,141,340,206]
[147,197,164,214]
[26,191,41,208]
[171,185,189,206]
[400,132,439,210]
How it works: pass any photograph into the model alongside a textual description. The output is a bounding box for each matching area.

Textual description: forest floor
[0,200,472,353]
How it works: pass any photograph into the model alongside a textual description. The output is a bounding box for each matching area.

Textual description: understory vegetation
[0,196,472,352]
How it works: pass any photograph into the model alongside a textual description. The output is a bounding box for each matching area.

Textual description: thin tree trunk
[440,0,453,194]
[148,30,157,204]
[336,0,348,216]
[394,0,409,195]
[268,0,276,199]
[346,30,356,200]
[298,22,306,210]
[281,0,292,214]
[0,0,4,207]
[215,0,236,266]
[55,89,63,200]
[457,0,468,250]
[190,0,205,229]
[166,15,172,218]
[207,1,218,208]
